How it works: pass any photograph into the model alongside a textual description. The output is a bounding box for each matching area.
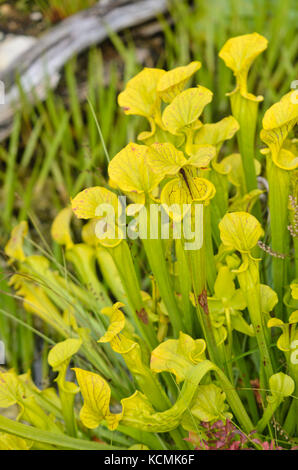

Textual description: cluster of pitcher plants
[0,32,297,450]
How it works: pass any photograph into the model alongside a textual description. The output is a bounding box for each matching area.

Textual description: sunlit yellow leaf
[157,61,201,103]
[108,333,136,355]
[138,126,185,147]
[148,142,187,177]
[48,338,82,372]
[263,92,298,130]
[81,219,99,246]
[105,332,151,386]
[267,318,285,329]
[129,444,150,450]
[289,310,298,324]
[267,373,295,404]
[271,148,298,170]
[74,368,121,430]
[94,219,124,248]
[162,87,213,135]
[9,275,68,336]
[268,311,298,352]
[48,338,82,397]
[72,188,123,246]
[4,221,28,262]
[229,311,254,337]
[219,212,264,253]
[118,68,165,118]
[0,371,24,408]
[160,178,192,221]
[260,92,298,170]
[22,256,51,280]
[164,175,215,205]
[194,118,240,173]
[194,116,239,148]
[161,175,215,221]
[204,279,251,338]
[147,143,215,182]
[71,186,120,220]
[99,302,125,343]
[118,68,165,138]
[108,143,162,201]
[219,33,268,100]
[189,176,216,203]
[214,266,235,301]
[187,145,216,168]
[260,284,278,314]
[121,390,155,424]
[51,207,73,249]
[0,433,32,450]
[150,332,206,382]
[290,281,298,300]
[221,153,261,187]
[65,244,97,284]
[190,384,232,423]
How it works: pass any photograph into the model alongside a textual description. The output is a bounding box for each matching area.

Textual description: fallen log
[0,0,168,139]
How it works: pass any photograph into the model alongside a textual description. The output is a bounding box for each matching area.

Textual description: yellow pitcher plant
[1,32,298,450]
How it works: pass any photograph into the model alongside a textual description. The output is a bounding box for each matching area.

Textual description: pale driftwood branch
[0,0,168,138]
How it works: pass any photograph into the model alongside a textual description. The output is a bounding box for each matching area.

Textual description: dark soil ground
[0,1,49,35]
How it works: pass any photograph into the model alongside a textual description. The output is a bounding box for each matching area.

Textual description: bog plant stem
[59,389,77,437]
[175,239,193,335]
[204,206,217,292]
[233,334,259,424]
[267,157,290,319]
[142,236,184,336]
[184,248,218,360]
[183,207,222,368]
[230,92,261,220]
[284,367,298,435]
[283,399,297,435]
[141,205,184,337]
[214,365,254,434]
[107,242,158,349]
[223,308,234,382]
[237,260,274,386]
[209,171,228,247]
